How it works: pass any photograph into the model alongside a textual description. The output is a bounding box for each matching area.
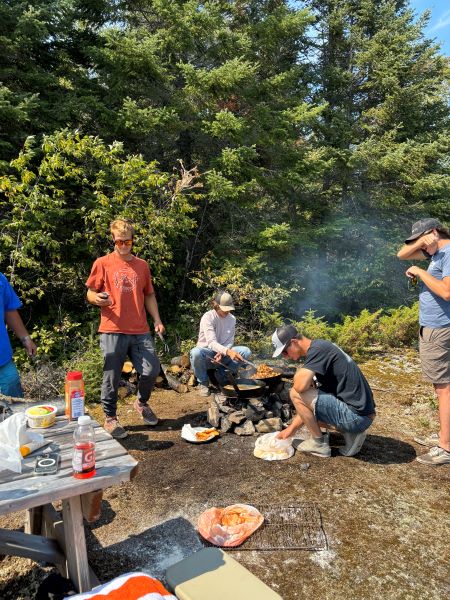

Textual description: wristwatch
[20,335,31,344]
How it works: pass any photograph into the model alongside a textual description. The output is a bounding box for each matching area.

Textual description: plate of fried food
[181,424,220,443]
[198,504,264,547]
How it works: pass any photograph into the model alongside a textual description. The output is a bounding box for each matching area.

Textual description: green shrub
[334,309,382,357]
[295,310,336,342]
[378,303,419,347]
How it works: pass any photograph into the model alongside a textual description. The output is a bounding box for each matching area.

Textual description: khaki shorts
[419,325,450,384]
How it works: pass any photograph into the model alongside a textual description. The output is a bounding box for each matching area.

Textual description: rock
[234,420,255,435]
[264,411,274,419]
[248,398,265,411]
[243,406,265,423]
[220,416,233,433]
[300,463,310,471]
[256,418,283,433]
[228,410,246,424]
[207,403,221,428]
[215,397,234,413]
[214,393,228,404]
[281,403,292,421]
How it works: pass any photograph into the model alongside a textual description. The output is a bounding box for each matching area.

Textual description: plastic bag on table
[253,431,294,461]
[0,412,44,473]
[198,503,264,547]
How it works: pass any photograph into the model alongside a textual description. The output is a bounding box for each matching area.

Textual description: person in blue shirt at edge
[0,273,37,397]
[273,324,376,458]
[397,218,450,466]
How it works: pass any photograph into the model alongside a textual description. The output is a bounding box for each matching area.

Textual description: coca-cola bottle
[72,415,96,479]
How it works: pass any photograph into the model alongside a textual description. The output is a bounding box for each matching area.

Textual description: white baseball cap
[272,324,298,357]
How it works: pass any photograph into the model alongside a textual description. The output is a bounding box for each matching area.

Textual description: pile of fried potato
[250,363,279,379]
[195,428,219,441]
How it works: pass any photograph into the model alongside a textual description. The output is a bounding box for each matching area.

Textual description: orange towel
[65,573,176,599]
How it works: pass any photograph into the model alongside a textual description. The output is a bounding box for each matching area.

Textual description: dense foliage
[0,1,449,362]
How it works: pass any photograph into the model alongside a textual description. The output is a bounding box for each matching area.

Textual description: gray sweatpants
[100,333,160,418]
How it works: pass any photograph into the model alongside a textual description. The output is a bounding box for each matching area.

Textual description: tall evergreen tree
[0,0,116,163]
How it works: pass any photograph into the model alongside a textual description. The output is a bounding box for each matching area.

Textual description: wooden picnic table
[0,403,138,593]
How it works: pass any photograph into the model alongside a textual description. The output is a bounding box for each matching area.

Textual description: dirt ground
[1,350,449,600]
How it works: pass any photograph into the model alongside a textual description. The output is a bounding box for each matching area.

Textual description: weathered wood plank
[42,504,99,585]
[62,496,91,592]
[41,503,69,578]
[0,527,65,565]
[0,453,138,515]
[0,436,129,485]
[25,506,43,534]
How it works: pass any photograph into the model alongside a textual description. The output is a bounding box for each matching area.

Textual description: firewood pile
[118,354,195,396]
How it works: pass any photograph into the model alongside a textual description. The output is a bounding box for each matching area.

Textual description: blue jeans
[189,346,252,385]
[315,390,373,433]
[0,360,24,398]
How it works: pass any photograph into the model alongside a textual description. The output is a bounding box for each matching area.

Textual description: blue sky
[410,0,450,55]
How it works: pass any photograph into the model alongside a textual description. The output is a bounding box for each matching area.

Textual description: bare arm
[405,269,450,301]
[293,367,315,394]
[86,288,112,307]
[144,293,165,334]
[5,310,37,357]
[397,233,435,261]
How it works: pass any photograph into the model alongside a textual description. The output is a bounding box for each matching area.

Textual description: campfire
[206,367,295,435]
[120,356,295,435]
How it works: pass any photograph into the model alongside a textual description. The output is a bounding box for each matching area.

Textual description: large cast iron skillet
[220,377,266,399]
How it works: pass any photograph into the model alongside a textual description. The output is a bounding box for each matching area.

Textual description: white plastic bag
[253,431,294,461]
[0,412,44,473]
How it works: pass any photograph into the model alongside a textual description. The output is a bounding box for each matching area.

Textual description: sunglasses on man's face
[114,239,133,247]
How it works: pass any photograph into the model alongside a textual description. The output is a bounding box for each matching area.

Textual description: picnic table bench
[0,402,138,593]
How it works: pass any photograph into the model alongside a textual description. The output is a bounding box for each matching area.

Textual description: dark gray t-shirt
[303,340,375,416]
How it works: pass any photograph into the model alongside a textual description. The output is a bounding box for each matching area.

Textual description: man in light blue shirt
[0,273,37,397]
[397,218,450,465]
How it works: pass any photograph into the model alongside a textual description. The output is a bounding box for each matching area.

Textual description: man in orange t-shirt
[86,219,165,439]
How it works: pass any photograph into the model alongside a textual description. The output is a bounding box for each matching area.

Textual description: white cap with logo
[272,324,298,357]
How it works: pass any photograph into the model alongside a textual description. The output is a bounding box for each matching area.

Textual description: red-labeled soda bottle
[72,415,96,479]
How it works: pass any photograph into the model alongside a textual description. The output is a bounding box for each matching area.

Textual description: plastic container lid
[77,415,91,425]
[67,371,83,380]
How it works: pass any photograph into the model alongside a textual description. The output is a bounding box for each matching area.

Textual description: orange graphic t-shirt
[86,253,155,334]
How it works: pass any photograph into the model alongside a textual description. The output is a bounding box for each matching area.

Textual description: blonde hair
[110,219,135,239]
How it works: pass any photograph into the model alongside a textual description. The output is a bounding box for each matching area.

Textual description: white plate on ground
[181,424,220,444]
